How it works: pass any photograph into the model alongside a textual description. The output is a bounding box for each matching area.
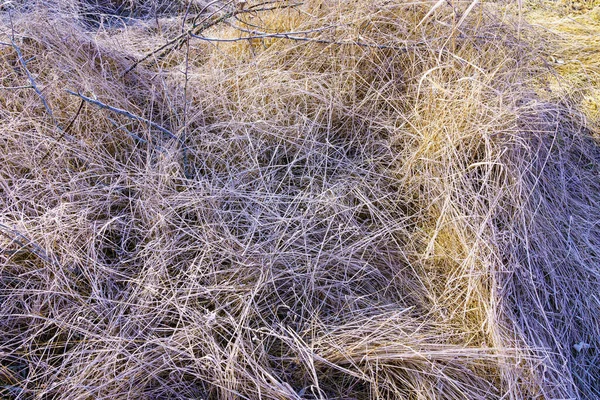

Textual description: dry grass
[1,0,599,399]
[522,0,600,124]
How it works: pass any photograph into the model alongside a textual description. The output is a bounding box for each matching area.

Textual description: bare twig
[181,31,192,179]
[122,2,302,75]
[189,0,231,28]
[7,21,81,155]
[10,37,54,120]
[65,90,177,140]
[106,116,149,145]
[0,85,34,89]
[40,99,85,162]
[191,29,422,51]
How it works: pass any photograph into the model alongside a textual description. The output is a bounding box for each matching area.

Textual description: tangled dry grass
[1,0,599,398]
[523,0,600,125]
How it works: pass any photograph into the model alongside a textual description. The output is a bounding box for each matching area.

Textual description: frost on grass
[1,1,599,399]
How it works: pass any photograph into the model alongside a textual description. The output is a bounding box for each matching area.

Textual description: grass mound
[1,0,599,398]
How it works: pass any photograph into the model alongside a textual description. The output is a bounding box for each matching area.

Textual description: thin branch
[8,21,80,152]
[10,37,55,119]
[189,0,228,29]
[227,23,336,36]
[191,28,423,51]
[40,99,85,162]
[106,116,149,145]
[181,0,195,32]
[122,2,302,75]
[0,85,34,89]
[181,33,192,179]
[65,90,177,140]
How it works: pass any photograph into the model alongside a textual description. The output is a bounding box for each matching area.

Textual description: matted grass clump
[1,0,599,398]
